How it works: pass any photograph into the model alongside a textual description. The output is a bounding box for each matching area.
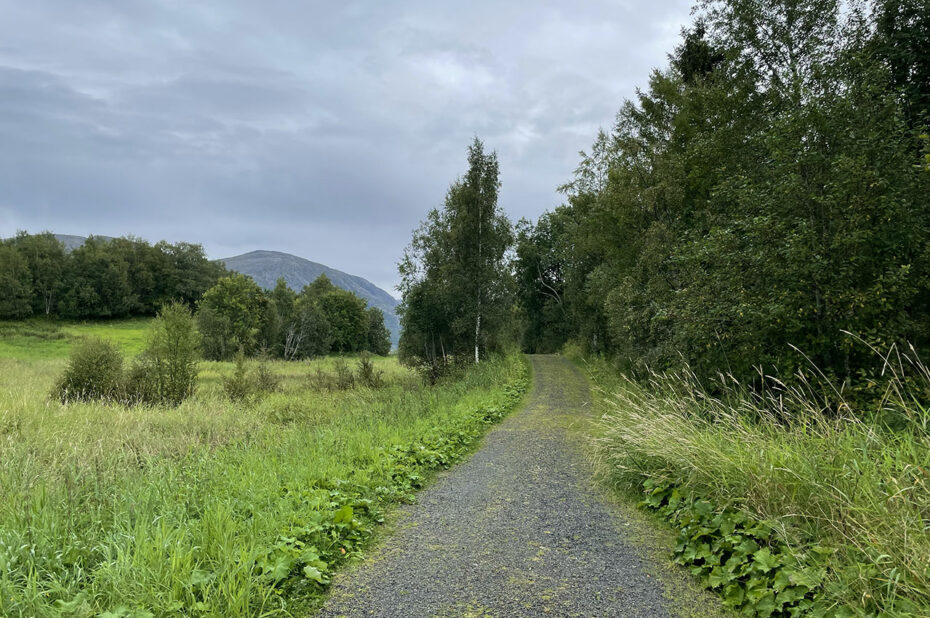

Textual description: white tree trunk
[475,196,483,364]
[474,311,480,364]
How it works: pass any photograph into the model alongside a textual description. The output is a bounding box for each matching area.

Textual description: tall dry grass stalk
[593,345,930,613]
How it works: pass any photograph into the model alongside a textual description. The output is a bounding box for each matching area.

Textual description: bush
[308,357,361,391]
[124,356,158,405]
[356,352,384,388]
[55,338,125,403]
[593,353,930,615]
[254,351,281,394]
[223,350,254,402]
[223,350,281,402]
[135,302,200,406]
[333,357,356,390]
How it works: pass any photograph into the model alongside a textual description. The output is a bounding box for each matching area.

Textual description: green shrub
[54,338,125,403]
[222,351,281,402]
[148,302,199,404]
[308,356,383,391]
[333,357,355,389]
[127,302,200,406]
[223,350,254,402]
[124,356,158,405]
[254,351,281,394]
[356,352,384,388]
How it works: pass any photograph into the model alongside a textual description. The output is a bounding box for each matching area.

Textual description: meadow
[0,319,528,616]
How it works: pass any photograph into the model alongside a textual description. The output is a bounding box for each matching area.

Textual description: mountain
[54,234,113,251]
[220,250,400,344]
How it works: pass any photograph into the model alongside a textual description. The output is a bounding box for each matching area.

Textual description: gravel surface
[318,355,695,617]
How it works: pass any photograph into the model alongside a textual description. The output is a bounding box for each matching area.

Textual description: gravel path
[318,355,710,617]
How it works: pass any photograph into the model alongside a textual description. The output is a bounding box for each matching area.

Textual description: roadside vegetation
[581,351,930,616]
[2,0,928,614]
[508,1,930,614]
[0,318,527,616]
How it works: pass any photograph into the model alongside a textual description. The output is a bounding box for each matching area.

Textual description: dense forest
[197,273,391,361]
[400,0,929,391]
[510,0,930,388]
[0,232,226,319]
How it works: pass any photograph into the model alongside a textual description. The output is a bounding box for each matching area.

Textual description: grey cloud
[0,0,692,294]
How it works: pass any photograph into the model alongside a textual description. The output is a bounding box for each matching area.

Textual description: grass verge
[579,355,930,617]
[0,338,528,616]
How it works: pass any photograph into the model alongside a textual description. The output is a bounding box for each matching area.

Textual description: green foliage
[9,231,64,316]
[589,351,930,615]
[197,274,271,360]
[517,0,930,389]
[399,138,514,370]
[260,275,389,361]
[0,243,33,319]
[873,0,930,127]
[223,350,281,402]
[129,303,200,406]
[254,352,281,394]
[365,307,392,356]
[54,338,125,403]
[0,232,224,321]
[355,352,384,388]
[318,288,368,353]
[223,350,255,402]
[309,357,357,392]
[641,479,827,617]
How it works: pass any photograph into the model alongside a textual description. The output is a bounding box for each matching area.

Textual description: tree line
[197,273,391,361]
[400,0,930,392]
[0,232,226,319]
[0,231,391,361]
[514,0,930,388]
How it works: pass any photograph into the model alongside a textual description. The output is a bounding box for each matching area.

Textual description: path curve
[319,355,699,617]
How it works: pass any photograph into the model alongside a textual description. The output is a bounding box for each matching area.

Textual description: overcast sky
[0,1,693,296]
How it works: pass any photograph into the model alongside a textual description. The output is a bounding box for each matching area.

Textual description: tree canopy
[398,138,514,373]
[512,0,930,389]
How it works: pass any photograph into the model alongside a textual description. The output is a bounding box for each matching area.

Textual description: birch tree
[398,138,513,371]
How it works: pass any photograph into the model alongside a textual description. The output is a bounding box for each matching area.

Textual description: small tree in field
[197,274,270,360]
[366,307,392,356]
[131,302,200,406]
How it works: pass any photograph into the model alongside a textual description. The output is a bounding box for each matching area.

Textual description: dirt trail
[318,355,723,617]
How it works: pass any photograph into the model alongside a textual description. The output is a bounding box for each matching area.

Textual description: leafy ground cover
[580,355,930,617]
[0,319,528,616]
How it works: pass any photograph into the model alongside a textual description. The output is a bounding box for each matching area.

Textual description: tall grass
[0,347,526,616]
[589,351,930,616]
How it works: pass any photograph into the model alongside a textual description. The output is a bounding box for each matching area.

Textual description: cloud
[0,0,692,294]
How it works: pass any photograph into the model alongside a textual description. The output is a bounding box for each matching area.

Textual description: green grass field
[0,319,528,616]
[0,318,153,360]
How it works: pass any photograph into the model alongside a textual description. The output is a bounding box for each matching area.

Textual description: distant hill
[220,250,400,344]
[54,234,113,251]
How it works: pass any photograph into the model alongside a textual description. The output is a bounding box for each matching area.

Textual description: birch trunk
[474,196,482,364]
[474,310,480,364]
